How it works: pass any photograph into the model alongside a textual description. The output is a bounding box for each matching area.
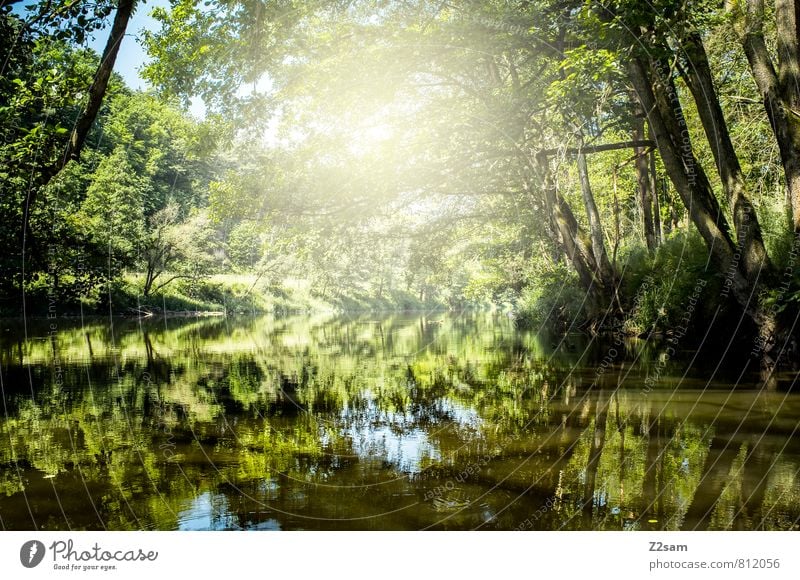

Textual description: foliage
[514,261,586,330]
[2,0,800,353]
[621,231,713,335]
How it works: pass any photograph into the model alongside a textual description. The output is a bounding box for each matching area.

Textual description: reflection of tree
[642,415,665,524]
[142,332,172,382]
[681,436,738,530]
[734,440,772,530]
[582,389,609,519]
[1,313,799,530]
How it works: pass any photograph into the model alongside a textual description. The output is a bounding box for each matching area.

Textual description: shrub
[620,231,714,336]
[514,261,585,329]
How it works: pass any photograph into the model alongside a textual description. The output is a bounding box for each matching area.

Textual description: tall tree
[733,0,800,233]
[679,30,772,280]
[21,0,137,253]
[631,109,658,253]
[60,0,136,168]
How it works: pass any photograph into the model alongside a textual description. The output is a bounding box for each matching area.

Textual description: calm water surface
[1,312,799,530]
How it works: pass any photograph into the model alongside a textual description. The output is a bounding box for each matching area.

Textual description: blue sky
[89,1,209,116]
[87,0,170,90]
[13,0,170,90]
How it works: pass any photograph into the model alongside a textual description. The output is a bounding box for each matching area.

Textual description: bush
[620,231,714,336]
[514,261,585,329]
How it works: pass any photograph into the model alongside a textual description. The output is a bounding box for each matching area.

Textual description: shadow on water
[0,312,799,530]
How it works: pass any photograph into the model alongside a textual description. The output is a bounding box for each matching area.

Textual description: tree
[0,1,138,305]
[22,0,138,239]
[679,30,772,280]
[731,0,800,233]
[227,221,263,270]
[141,202,182,296]
[61,0,137,168]
[141,205,217,297]
[568,0,778,338]
[79,148,147,278]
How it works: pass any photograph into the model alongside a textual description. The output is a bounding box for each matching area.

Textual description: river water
[0,312,798,530]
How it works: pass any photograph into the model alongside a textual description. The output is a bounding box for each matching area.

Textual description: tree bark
[681,31,772,280]
[775,0,800,109]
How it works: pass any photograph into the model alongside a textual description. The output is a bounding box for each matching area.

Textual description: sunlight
[348,122,395,156]
[5,0,800,546]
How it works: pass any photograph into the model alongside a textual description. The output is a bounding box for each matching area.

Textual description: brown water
[0,312,798,530]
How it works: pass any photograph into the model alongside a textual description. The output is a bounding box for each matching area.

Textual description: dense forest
[3,0,800,366]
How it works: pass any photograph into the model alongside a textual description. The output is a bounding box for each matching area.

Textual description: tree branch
[536,139,655,158]
[151,274,195,295]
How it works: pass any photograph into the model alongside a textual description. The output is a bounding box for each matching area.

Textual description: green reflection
[0,313,798,530]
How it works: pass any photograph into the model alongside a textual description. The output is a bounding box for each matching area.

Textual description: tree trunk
[627,56,774,331]
[61,0,136,168]
[628,58,735,266]
[536,159,610,318]
[575,133,615,287]
[681,31,772,280]
[611,166,621,266]
[632,114,657,252]
[739,0,800,232]
[143,263,155,296]
[649,134,663,244]
[775,0,800,110]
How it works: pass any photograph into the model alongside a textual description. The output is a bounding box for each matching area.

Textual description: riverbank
[5,273,450,318]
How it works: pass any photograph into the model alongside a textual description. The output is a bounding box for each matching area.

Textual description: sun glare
[348,122,395,156]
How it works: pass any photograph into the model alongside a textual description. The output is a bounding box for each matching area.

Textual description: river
[0,312,798,530]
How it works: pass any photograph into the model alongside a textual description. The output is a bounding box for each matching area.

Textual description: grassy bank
[11,273,447,318]
[512,231,749,339]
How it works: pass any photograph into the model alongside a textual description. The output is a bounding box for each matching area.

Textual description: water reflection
[0,312,798,530]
